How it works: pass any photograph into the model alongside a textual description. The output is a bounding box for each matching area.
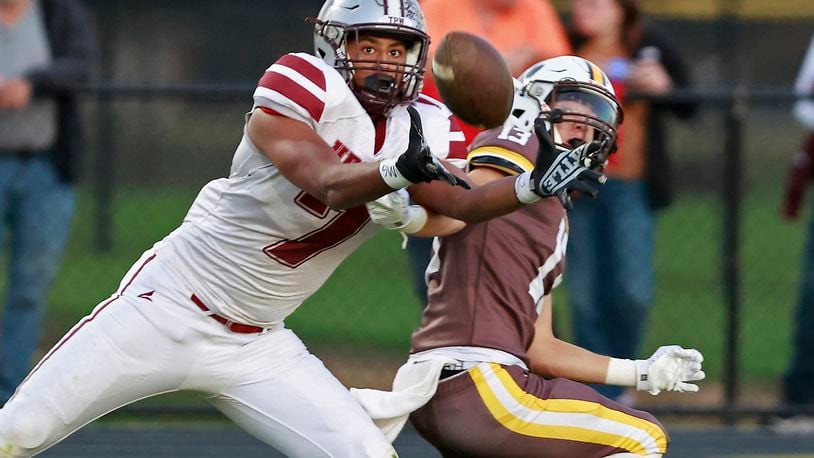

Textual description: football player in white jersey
[0,1,605,457]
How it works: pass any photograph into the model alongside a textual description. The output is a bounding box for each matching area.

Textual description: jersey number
[497,125,533,146]
[263,142,370,268]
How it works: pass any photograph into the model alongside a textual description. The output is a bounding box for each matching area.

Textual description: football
[431,31,514,129]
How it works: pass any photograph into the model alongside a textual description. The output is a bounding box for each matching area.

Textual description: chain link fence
[9,1,814,420]
[32,85,803,422]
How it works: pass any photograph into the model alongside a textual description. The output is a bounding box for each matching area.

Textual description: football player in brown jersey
[355,56,705,457]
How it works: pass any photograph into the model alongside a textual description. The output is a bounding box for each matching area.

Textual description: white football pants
[0,251,395,458]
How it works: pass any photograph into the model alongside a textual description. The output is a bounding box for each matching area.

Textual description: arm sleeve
[253,53,328,129]
[794,36,814,130]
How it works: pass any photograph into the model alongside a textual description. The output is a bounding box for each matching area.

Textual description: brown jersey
[411,124,568,365]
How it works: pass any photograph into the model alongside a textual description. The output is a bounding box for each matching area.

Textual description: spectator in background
[405,0,572,303]
[421,0,570,77]
[565,0,695,402]
[778,33,814,433]
[0,0,96,405]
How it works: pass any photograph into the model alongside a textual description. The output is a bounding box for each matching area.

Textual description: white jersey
[153,52,467,326]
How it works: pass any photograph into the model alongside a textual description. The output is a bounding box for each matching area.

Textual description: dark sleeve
[26,0,97,96]
[639,27,696,119]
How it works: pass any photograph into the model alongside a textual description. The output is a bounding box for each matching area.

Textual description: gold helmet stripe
[589,62,606,86]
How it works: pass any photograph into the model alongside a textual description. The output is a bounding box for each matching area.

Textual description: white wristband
[605,358,637,387]
[635,359,653,392]
[401,205,429,234]
[514,171,541,204]
[379,158,413,190]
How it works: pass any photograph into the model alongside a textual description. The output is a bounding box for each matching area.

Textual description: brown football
[431,31,514,129]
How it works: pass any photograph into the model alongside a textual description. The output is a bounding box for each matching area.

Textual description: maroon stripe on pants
[9,254,157,401]
[118,254,156,294]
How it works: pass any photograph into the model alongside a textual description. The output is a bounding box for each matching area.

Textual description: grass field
[33,184,807,387]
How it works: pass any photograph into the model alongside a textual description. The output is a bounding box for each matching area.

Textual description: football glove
[379,106,471,190]
[531,117,606,209]
[514,118,606,208]
[635,345,705,395]
[366,189,428,234]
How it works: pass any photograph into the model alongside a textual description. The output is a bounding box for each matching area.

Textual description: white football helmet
[510,55,623,165]
[310,0,429,115]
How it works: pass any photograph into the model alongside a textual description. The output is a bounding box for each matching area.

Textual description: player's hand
[365,189,428,234]
[530,117,606,209]
[635,345,705,395]
[395,106,470,189]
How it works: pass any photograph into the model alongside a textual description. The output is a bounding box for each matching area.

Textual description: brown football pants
[410,363,668,457]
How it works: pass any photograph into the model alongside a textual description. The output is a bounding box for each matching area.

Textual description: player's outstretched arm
[408,163,525,224]
[368,163,510,236]
[247,108,467,210]
[407,123,606,224]
[527,295,705,395]
[365,189,467,236]
[247,109,390,209]
[527,295,614,384]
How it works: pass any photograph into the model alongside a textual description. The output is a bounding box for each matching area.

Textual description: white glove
[635,345,705,395]
[366,189,428,234]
